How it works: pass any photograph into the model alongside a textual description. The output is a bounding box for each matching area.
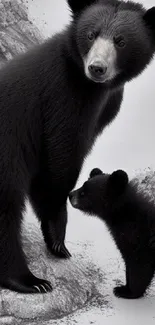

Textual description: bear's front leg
[29,174,71,259]
[41,204,71,258]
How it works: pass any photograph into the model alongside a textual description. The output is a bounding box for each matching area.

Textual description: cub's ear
[67,0,96,14]
[143,7,155,33]
[108,170,128,194]
[89,168,103,179]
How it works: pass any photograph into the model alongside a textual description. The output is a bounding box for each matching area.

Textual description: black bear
[69,168,155,299]
[0,0,155,294]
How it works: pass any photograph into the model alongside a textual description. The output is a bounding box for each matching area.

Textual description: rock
[0,218,102,324]
[132,168,155,201]
[0,0,43,68]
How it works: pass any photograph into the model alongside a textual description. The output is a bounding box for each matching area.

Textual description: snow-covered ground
[25,0,155,323]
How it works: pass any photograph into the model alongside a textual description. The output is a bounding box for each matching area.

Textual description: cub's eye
[88,31,95,41]
[114,35,125,48]
[80,191,85,197]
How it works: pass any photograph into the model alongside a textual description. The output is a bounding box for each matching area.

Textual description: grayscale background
[1,0,155,324]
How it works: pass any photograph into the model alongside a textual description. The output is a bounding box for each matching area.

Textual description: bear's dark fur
[0,0,155,293]
[69,169,155,299]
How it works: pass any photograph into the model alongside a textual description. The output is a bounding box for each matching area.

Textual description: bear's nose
[88,63,107,77]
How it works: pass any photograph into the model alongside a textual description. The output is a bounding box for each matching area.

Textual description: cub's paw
[50,241,71,259]
[114,285,130,298]
[2,275,53,294]
[114,285,143,299]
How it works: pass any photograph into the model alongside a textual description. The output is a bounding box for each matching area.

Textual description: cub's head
[69,168,129,216]
[67,0,155,86]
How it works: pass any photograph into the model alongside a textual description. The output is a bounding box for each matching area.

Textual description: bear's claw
[51,241,71,259]
[1,276,53,294]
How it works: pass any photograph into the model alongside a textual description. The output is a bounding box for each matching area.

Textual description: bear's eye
[114,35,125,48]
[88,31,95,41]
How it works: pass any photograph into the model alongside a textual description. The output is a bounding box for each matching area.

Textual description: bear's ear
[143,7,155,33]
[89,168,103,179]
[108,170,129,194]
[67,0,96,14]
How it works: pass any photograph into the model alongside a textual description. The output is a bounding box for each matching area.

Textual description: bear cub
[69,168,155,299]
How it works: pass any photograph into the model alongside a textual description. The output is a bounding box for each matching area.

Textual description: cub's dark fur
[69,169,155,299]
[0,0,155,293]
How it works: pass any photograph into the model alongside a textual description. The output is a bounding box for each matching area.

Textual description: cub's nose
[69,192,73,201]
[69,191,79,208]
[88,62,107,78]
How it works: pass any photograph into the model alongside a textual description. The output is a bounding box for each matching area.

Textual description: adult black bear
[0,0,155,293]
[69,168,155,299]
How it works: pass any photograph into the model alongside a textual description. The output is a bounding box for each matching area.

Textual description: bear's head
[69,168,129,216]
[67,0,155,86]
